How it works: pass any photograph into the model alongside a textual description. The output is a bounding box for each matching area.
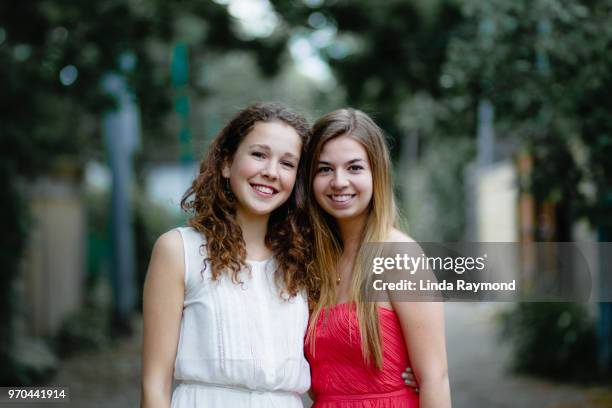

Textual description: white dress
[170,227,310,408]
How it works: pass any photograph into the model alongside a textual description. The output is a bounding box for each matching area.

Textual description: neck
[337,213,367,255]
[235,208,271,258]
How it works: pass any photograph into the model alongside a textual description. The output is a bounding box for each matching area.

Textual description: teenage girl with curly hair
[140,102,312,408]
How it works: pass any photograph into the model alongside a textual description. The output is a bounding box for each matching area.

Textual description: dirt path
[445,303,611,408]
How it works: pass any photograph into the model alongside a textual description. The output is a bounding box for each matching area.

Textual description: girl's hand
[402,367,419,393]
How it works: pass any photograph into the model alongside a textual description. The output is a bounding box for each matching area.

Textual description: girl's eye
[317,166,333,173]
[281,161,296,169]
[252,152,266,159]
[348,165,364,171]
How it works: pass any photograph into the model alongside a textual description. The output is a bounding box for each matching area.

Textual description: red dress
[305,303,419,407]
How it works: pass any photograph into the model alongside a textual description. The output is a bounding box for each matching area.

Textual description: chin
[323,208,351,219]
[329,207,368,221]
[250,202,284,215]
[248,207,275,216]
[333,213,356,220]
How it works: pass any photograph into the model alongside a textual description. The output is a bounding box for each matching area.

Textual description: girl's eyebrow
[249,143,271,151]
[250,144,298,160]
[346,158,365,165]
[283,152,299,160]
[318,158,366,166]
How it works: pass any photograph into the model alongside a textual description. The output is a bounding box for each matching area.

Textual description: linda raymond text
[373,279,517,293]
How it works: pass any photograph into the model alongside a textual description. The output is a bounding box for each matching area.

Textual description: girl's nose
[331,170,349,189]
[261,162,278,179]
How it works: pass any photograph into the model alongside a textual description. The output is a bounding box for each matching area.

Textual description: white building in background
[144,163,198,213]
[475,161,518,243]
[85,161,197,215]
[23,176,85,337]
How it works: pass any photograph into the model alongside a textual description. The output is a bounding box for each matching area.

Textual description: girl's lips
[327,193,356,208]
[251,183,278,197]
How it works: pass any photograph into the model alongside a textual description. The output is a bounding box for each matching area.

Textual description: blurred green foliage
[442,0,612,231]
[499,303,599,382]
[274,0,611,231]
[273,0,465,145]
[55,303,111,357]
[0,177,32,385]
[0,0,291,172]
[403,139,472,241]
[0,0,289,385]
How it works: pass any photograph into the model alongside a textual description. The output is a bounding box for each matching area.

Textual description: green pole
[171,42,193,164]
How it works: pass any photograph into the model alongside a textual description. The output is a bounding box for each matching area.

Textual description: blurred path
[4,307,611,407]
[2,319,142,408]
[446,303,611,408]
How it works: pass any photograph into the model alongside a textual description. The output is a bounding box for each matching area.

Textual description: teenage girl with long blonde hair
[303,108,451,408]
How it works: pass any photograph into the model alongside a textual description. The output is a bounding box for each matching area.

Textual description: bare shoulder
[147,229,184,283]
[153,229,183,258]
[386,228,416,243]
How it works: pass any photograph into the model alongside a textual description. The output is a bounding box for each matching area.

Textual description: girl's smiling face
[223,121,301,218]
[313,135,373,222]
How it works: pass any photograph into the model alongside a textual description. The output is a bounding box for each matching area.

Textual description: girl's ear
[222,159,231,179]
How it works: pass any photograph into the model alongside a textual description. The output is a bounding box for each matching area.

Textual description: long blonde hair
[304,108,397,369]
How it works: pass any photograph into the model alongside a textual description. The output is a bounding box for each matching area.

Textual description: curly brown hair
[181,102,312,298]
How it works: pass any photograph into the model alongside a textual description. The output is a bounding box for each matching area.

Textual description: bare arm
[387,229,450,407]
[140,230,185,408]
[393,301,451,408]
